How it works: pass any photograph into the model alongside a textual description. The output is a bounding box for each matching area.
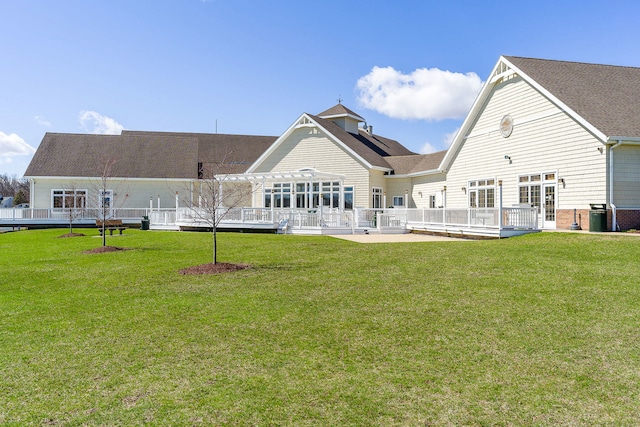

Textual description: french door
[542,184,556,229]
[519,172,556,229]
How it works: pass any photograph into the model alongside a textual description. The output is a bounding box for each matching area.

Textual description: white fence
[359,207,538,232]
[277,210,353,230]
[0,208,148,221]
[1,206,538,236]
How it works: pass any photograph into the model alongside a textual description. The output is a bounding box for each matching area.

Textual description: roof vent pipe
[368,125,373,136]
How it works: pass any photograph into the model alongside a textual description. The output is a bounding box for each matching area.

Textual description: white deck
[0,206,539,238]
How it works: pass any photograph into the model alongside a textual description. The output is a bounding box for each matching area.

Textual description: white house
[411,55,640,231]
[23,55,640,232]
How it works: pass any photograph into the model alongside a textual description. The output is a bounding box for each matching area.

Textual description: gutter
[384,169,445,179]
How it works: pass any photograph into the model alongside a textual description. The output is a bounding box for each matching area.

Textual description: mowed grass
[1,229,640,426]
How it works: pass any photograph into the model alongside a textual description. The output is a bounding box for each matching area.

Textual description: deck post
[270,189,275,225]
[498,180,503,231]
[351,211,355,234]
[442,186,447,225]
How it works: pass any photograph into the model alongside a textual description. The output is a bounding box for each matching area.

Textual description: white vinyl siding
[410,173,446,209]
[612,145,640,208]
[251,127,372,208]
[368,170,387,208]
[385,178,411,208]
[445,76,607,210]
[31,177,193,210]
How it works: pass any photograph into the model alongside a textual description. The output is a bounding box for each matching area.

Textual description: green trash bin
[589,204,607,232]
[141,216,150,230]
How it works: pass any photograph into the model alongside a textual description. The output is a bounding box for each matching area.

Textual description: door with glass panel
[542,184,556,228]
[519,173,556,229]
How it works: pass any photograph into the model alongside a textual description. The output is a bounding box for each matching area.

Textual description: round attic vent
[500,114,514,138]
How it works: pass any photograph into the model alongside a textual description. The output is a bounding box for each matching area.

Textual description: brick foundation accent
[556,209,594,230]
[613,209,640,231]
[557,208,640,231]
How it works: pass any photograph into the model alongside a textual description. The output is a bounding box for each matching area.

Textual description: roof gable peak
[317,104,366,122]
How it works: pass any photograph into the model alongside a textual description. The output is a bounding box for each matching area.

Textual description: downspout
[610,139,623,231]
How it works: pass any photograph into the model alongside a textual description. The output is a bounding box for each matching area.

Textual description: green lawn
[2,229,640,426]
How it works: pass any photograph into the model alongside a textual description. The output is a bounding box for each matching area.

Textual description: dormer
[317,104,365,134]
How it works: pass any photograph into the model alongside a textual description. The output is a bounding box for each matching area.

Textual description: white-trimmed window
[518,174,542,208]
[266,181,352,210]
[343,186,354,210]
[264,183,291,208]
[519,172,556,221]
[372,187,383,209]
[392,196,404,207]
[468,179,495,208]
[52,189,87,209]
[100,190,113,210]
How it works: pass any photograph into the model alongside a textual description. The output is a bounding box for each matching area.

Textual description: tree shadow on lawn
[83,246,131,254]
[58,232,86,238]
[179,263,251,275]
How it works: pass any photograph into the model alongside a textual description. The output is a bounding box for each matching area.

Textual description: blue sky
[2,0,640,177]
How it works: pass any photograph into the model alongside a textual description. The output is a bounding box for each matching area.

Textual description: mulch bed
[179,263,251,275]
[83,246,131,254]
[58,232,86,238]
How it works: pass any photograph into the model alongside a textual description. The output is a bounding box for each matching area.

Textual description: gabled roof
[317,103,366,122]
[247,107,416,173]
[308,114,416,168]
[25,131,276,179]
[504,56,640,139]
[441,55,640,172]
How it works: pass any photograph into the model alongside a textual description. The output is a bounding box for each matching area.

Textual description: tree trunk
[213,226,217,264]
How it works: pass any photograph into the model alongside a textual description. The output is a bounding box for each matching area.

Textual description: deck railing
[278,210,353,229]
[0,207,149,221]
[1,206,538,235]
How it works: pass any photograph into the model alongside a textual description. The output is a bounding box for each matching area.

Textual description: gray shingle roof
[505,56,640,138]
[384,150,447,175]
[308,114,416,169]
[25,131,277,178]
[317,104,366,122]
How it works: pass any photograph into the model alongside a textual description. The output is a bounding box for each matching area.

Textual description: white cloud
[79,111,124,135]
[0,132,36,158]
[356,66,483,121]
[34,115,52,127]
[419,142,438,154]
[444,128,459,147]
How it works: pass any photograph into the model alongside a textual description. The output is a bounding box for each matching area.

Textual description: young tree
[183,156,253,264]
[88,157,127,247]
[62,184,86,235]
